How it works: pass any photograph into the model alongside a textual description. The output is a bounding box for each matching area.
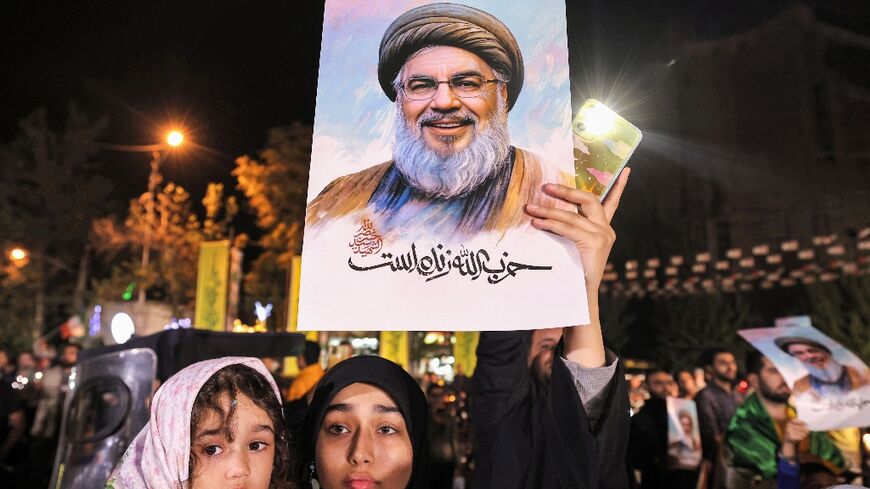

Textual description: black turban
[774,336,832,355]
[378,3,524,110]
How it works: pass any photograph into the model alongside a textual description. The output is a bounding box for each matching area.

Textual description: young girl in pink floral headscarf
[106,356,295,489]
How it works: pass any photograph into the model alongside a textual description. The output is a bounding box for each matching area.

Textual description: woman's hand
[525,169,628,290]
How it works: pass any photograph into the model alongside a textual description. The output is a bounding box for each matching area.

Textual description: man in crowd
[471,145,631,488]
[724,350,845,487]
[282,341,325,435]
[0,371,26,485]
[0,348,14,383]
[29,342,79,484]
[305,3,573,242]
[629,369,700,489]
[676,369,699,400]
[628,369,672,488]
[695,347,741,479]
[286,340,324,402]
[775,336,870,399]
[14,351,39,427]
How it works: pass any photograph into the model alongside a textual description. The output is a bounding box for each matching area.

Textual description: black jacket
[471,331,630,489]
[627,398,668,488]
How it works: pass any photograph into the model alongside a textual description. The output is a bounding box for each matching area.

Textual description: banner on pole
[287,255,303,332]
[194,240,230,331]
[453,331,480,376]
[380,331,409,369]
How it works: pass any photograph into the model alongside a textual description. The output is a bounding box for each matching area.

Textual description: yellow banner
[379,331,409,369]
[287,255,302,331]
[453,331,480,376]
[194,240,230,331]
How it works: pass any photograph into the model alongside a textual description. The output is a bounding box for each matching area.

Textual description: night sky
[2,0,867,213]
[1,1,324,210]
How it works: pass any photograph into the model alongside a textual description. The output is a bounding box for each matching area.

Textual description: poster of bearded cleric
[299,1,584,330]
[738,325,870,431]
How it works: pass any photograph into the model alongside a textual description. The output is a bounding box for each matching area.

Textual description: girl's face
[190,392,276,489]
[315,383,414,489]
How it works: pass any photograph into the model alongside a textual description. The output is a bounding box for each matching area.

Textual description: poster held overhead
[300,1,588,331]
[738,325,870,431]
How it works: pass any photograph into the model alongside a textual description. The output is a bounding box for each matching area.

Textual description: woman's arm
[524,169,629,366]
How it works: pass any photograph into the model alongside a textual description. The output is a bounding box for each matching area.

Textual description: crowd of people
[627,347,866,489]
[2,328,867,489]
[0,342,80,487]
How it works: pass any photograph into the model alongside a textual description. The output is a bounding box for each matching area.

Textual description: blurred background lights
[111,312,135,344]
[164,317,192,330]
[255,301,273,322]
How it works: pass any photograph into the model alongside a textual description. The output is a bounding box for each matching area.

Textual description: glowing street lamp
[137,130,185,304]
[166,130,184,147]
[9,248,28,262]
[95,127,188,304]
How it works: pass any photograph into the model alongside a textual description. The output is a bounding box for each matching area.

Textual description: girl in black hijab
[299,356,429,489]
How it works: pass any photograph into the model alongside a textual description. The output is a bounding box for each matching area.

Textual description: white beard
[392,92,511,199]
[804,359,844,383]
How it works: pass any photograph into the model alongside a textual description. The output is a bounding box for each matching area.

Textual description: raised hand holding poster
[739,325,870,431]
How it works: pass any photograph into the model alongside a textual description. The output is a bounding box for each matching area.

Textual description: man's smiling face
[399,46,506,155]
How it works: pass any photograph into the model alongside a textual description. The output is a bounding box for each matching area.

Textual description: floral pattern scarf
[106,357,281,489]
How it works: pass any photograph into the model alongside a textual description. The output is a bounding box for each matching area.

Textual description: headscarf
[301,355,429,489]
[106,357,282,489]
[378,3,524,110]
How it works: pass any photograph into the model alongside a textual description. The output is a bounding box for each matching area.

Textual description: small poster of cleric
[299,0,584,330]
[739,325,870,431]
[666,397,703,472]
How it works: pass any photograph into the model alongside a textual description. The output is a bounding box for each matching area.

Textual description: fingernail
[526,203,540,211]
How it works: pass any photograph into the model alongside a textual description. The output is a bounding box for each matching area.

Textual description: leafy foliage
[0,103,112,336]
[91,182,239,312]
[233,123,312,324]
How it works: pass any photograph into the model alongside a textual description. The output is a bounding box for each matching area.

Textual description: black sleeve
[471,331,531,488]
[471,331,529,434]
[628,410,655,472]
[545,355,630,489]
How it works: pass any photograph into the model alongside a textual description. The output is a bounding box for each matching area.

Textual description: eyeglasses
[401,75,501,101]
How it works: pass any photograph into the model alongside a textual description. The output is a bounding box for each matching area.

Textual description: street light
[95,129,186,304]
[138,130,186,304]
[9,247,28,262]
[167,130,184,147]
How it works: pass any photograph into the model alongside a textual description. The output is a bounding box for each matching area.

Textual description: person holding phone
[472,170,632,489]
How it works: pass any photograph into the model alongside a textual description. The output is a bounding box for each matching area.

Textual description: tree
[91,182,239,312]
[0,103,112,340]
[234,123,312,326]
